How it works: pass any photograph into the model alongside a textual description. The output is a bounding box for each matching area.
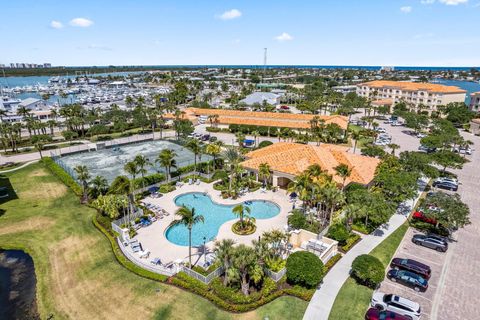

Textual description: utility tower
[263,48,267,75]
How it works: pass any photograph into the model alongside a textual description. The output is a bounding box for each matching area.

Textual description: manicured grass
[0,163,307,320]
[328,222,409,320]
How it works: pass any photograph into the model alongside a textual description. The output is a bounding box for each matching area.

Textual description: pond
[0,249,39,320]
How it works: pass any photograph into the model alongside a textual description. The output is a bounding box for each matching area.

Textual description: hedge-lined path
[303,178,428,320]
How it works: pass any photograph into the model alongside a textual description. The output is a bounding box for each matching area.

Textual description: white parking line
[398,250,444,267]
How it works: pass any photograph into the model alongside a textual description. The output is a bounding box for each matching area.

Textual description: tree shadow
[0,174,18,206]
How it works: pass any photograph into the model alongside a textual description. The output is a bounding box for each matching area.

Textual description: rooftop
[359,80,467,94]
[241,142,381,185]
[185,108,349,130]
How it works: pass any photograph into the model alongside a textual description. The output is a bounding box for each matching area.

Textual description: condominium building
[357,80,467,114]
[470,92,480,113]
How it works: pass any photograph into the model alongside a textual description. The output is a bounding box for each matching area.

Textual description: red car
[280,105,290,110]
[365,308,411,320]
[412,211,437,225]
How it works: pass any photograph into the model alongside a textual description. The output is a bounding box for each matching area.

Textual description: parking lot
[378,228,447,319]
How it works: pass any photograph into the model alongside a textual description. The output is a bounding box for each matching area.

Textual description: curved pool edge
[165,191,281,247]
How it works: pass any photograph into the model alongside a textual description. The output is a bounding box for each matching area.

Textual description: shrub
[350,254,385,289]
[341,234,361,252]
[206,126,221,132]
[288,210,307,230]
[327,223,351,245]
[159,184,176,193]
[258,140,273,149]
[286,251,325,288]
[265,257,286,272]
[41,157,82,196]
[325,254,342,271]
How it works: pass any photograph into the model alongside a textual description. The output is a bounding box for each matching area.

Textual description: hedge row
[324,253,342,271]
[92,213,314,313]
[41,157,82,196]
[340,234,361,253]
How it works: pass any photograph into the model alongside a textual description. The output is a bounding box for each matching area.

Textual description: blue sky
[1,0,479,67]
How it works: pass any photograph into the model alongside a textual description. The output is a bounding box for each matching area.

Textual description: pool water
[165,193,280,246]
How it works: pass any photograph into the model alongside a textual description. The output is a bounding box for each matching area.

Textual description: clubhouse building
[240,142,380,189]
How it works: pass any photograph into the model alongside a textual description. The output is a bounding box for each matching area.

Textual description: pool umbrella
[290,192,297,199]
[148,186,159,194]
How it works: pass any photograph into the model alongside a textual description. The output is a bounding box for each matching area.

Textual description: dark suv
[390,258,431,280]
[412,234,448,252]
[387,269,429,292]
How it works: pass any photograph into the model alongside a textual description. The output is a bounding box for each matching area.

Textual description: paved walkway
[303,178,427,320]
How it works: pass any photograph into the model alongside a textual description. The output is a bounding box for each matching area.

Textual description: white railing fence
[181,266,224,284]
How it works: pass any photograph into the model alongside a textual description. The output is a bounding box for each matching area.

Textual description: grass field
[0,163,308,320]
[328,222,409,320]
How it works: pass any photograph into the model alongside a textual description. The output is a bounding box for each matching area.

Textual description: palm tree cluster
[214,229,289,296]
[288,164,349,228]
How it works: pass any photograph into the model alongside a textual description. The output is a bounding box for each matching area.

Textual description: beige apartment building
[470,92,480,113]
[357,80,467,114]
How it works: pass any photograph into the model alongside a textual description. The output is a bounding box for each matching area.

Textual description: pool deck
[134,181,292,265]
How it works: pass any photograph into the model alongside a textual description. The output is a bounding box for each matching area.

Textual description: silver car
[371,292,421,320]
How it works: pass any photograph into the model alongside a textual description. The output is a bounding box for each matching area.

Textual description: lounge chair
[139,249,150,259]
[132,245,141,253]
[188,178,193,185]
[195,179,201,185]
[150,257,161,265]
[176,181,184,187]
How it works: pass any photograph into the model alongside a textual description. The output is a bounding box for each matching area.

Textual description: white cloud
[69,17,94,27]
[439,0,468,4]
[50,20,63,29]
[421,0,435,4]
[400,6,413,13]
[275,32,293,42]
[218,9,242,20]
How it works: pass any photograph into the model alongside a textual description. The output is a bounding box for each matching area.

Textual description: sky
[1,0,480,67]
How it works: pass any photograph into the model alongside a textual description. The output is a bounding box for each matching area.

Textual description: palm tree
[31,134,52,159]
[169,206,205,266]
[322,185,345,226]
[134,155,151,188]
[334,163,352,191]
[222,147,242,190]
[74,165,91,203]
[349,130,363,154]
[205,142,221,172]
[251,130,260,147]
[186,139,202,179]
[258,163,271,187]
[124,161,139,214]
[157,149,177,181]
[90,175,108,198]
[388,143,400,156]
[214,239,235,286]
[232,204,251,229]
[228,244,263,296]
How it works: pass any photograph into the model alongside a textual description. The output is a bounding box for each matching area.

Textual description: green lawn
[328,222,409,320]
[0,163,307,320]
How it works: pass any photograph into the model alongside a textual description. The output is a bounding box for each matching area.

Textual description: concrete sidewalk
[303,179,427,320]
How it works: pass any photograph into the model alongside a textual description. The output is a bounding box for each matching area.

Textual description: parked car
[201,134,210,141]
[412,234,448,252]
[418,145,436,153]
[453,146,473,155]
[412,210,437,225]
[371,292,421,320]
[432,180,458,191]
[390,258,431,280]
[416,133,427,138]
[209,136,218,142]
[375,127,387,133]
[435,176,458,185]
[387,269,428,292]
[365,308,411,320]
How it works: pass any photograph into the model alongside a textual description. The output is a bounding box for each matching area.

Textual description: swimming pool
[165,193,280,246]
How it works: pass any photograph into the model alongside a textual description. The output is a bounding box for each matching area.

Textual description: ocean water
[166,193,280,246]
[431,79,480,104]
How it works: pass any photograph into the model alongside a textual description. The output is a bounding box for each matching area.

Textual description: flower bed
[340,234,361,253]
[231,220,256,235]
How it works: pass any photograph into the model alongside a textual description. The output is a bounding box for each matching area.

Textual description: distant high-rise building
[44,63,52,68]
